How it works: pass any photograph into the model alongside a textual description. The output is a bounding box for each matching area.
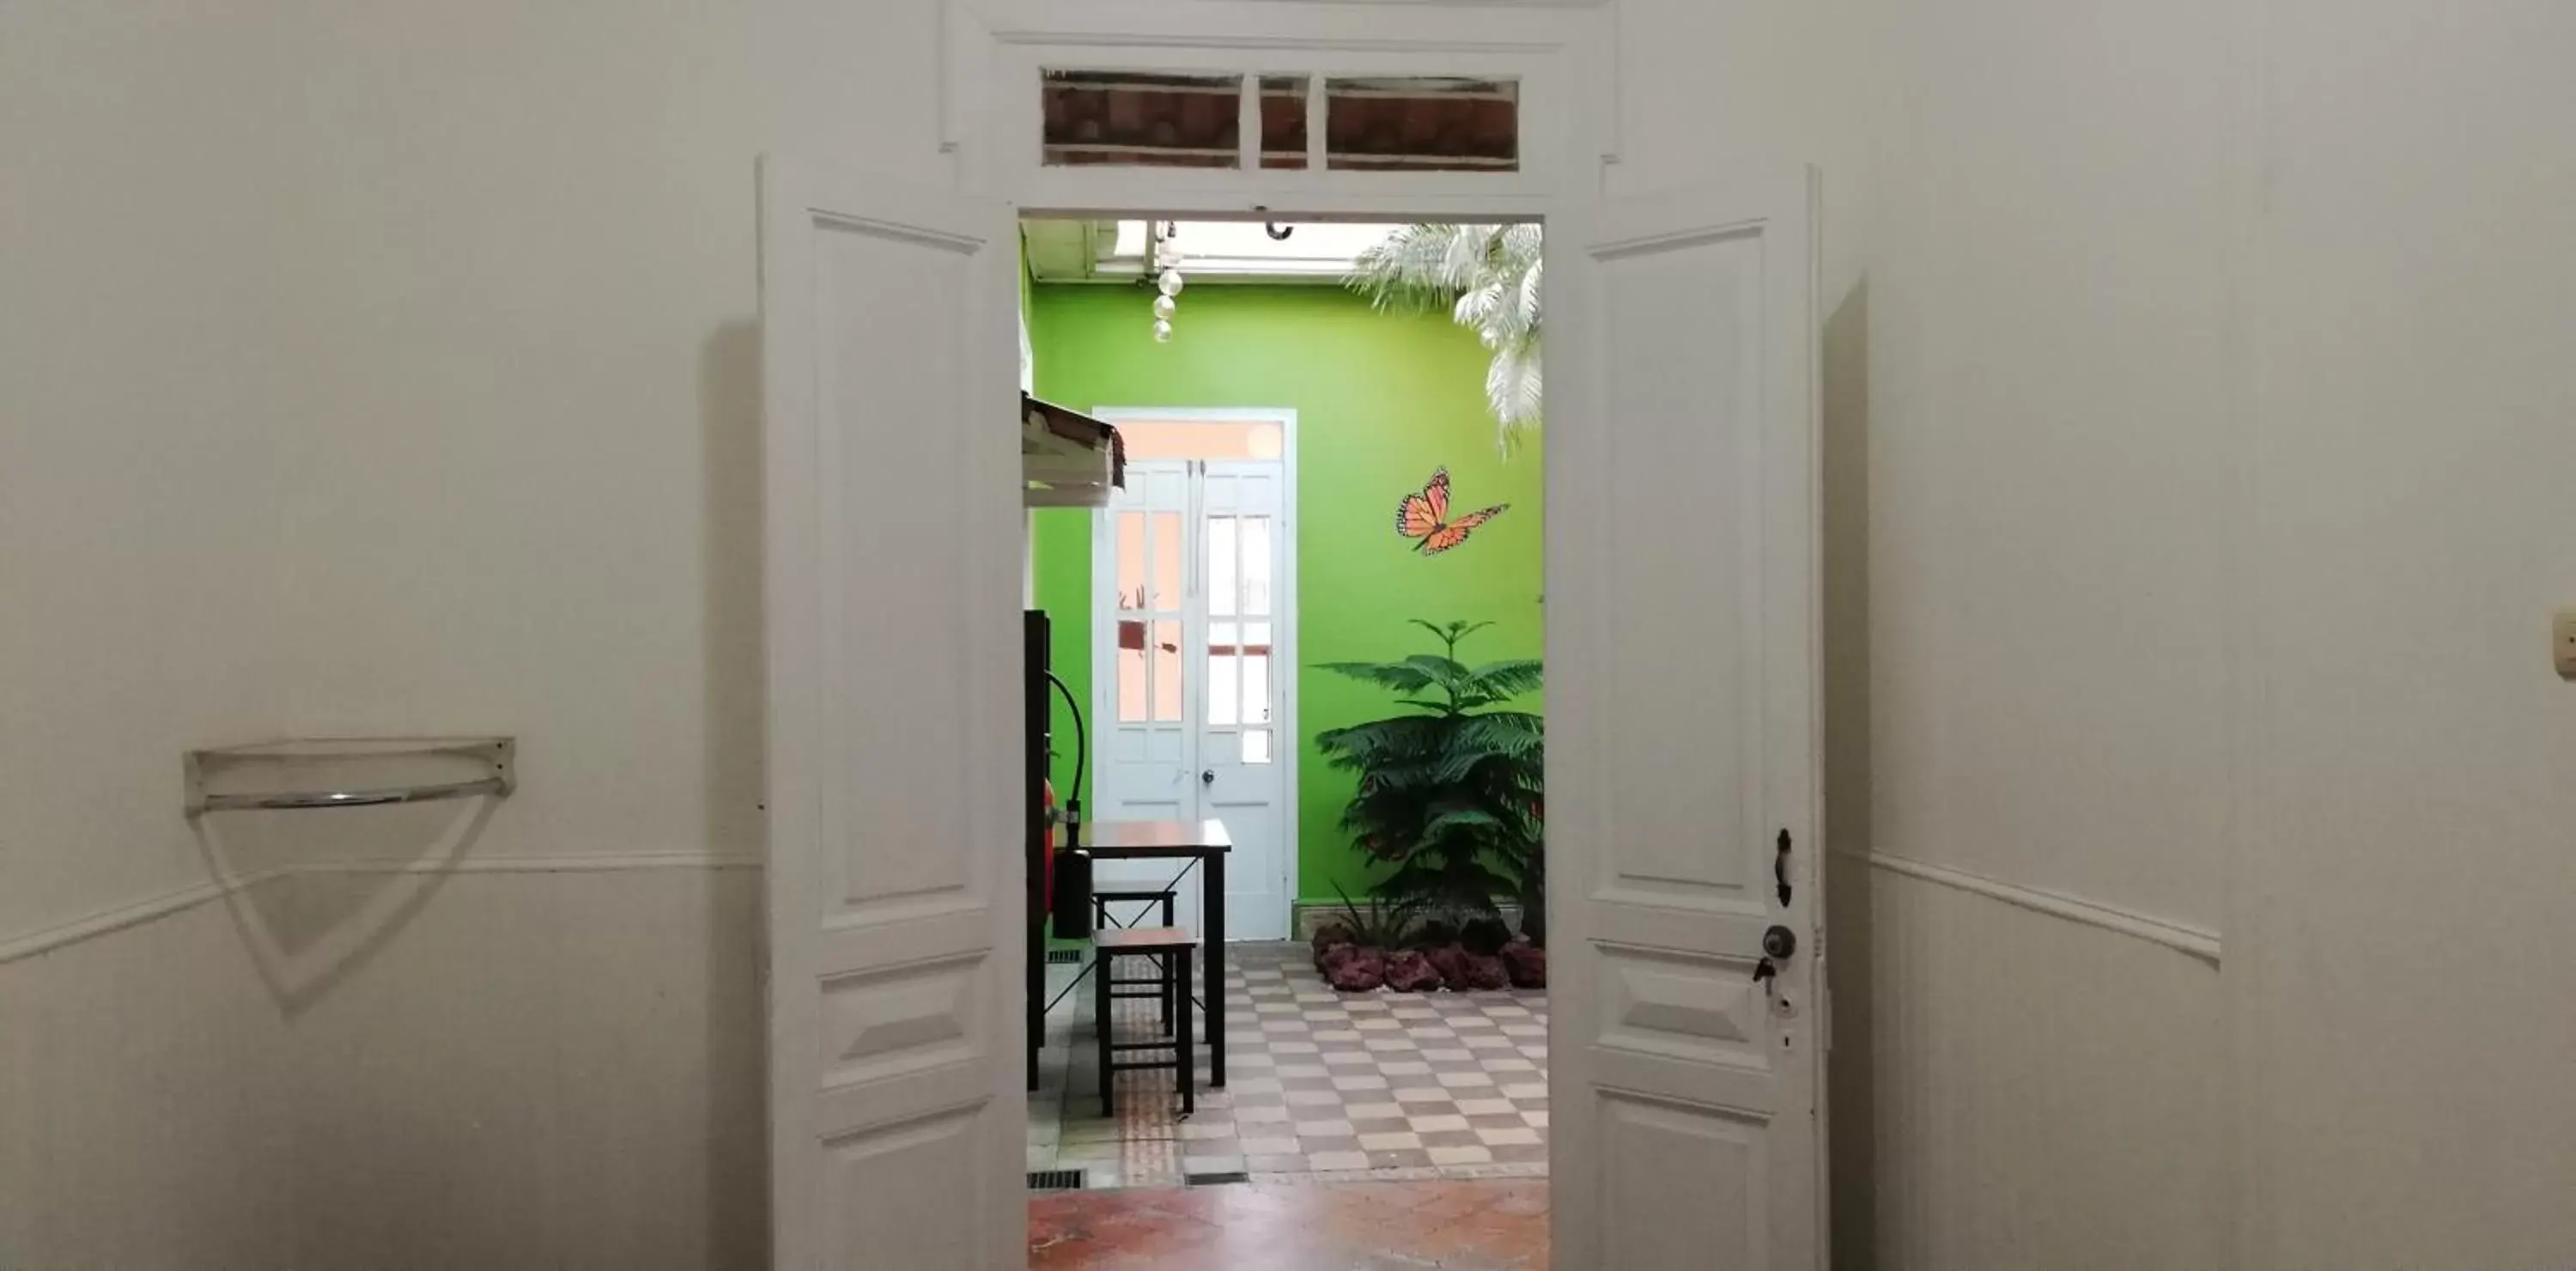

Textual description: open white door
[761,159,1024,1271]
[1546,171,1825,1269]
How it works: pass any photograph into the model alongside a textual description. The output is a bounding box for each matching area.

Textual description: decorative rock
[1426,944,1471,988]
[1312,921,1358,971]
[1322,945,1386,993]
[1455,951,1510,991]
[1501,940,1548,989]
[1383,949,1445,993]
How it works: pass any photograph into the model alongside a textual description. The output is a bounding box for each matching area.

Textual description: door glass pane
[1151,512,1182,610]
[1324,76,1519,172]
[1242,728,1272,764]
[1121,420,1285,460]
[1240,516,1273,616]
[1116,620,1148,721]
[1260,76,1310,169]
[1115,513,1145,611]
[1206,651,1240,727]
[1043,70,1242,168]
[1242,651,1271,725]
[1206,516,1237,617]
[1152,620,1182,721]
[1242,621,1272,653]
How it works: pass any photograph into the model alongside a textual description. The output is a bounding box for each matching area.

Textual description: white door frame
[1084,406,1300,941]
[760,5,1826,1268]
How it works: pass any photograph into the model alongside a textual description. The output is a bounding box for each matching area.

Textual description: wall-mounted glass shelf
[183,737,516,817]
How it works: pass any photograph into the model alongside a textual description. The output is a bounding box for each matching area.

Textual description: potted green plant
[1314,619,1545,945]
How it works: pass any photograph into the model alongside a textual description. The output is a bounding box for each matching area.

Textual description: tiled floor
[1029,1177,1549,1270]
[1030,941,1550,1189]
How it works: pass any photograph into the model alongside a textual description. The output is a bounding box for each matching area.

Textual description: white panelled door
[759,161,1024,1271]
[1091,458,1291,941]
[1198,459,1291,941]
[1091,462,1196,830]
[1546,173,1826,1269]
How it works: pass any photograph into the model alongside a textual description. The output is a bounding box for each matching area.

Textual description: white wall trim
[1840,848,2222,967]
[0,850,760,968]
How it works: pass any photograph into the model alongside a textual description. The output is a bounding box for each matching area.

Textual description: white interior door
[759,159,1024,1271]
[1547,172,1826,1269]
[1196,459,1290,941]
[1091,462,1197,830]
[1090,457,1292,941]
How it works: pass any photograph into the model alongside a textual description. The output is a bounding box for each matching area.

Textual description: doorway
[756,76,1824,1269]
[1087,412,1297,944]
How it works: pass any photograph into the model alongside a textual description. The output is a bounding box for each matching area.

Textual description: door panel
[1199,460,1289,941]
[1548,172,1824,1270]
[1089,456,1291,940]
[760,159,1024,1271]
[1091,464,1200,916]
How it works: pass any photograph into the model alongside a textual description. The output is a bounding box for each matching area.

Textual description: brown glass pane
[1116,623,1148,722]
[1042,70,1242,168]
[1260,76,1310,169]
[1324,76,1519,173]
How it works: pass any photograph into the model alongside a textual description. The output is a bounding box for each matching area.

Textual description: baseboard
[1290,900,1528,941]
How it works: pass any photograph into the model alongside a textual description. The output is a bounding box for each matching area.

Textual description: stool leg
[1094,951,1114,1119]
[1158,896,1177,1028]
[1176,951,1194,1116]
[1158,953,1174,1030]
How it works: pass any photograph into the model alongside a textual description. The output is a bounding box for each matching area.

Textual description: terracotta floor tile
[1030,1178,1548,1270]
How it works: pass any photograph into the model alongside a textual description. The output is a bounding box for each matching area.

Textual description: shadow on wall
[700,317,770,1261]
[193,798,499,1016]
[1817,277,1878,1269]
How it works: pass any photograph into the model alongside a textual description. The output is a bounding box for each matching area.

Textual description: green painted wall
[1029,283,1543,905]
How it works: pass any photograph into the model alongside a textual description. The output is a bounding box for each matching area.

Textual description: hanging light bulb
[1148,221,1183,344]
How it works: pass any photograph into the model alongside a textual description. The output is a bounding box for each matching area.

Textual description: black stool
[1091,925,1197,1118]
[1091,889,1180,1028]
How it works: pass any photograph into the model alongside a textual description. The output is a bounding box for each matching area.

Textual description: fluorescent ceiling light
[1109,220,1402,278]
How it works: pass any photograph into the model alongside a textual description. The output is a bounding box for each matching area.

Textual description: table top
[1084,818,1232,857]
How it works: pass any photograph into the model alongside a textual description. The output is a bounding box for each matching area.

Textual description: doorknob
[1753,924,1798,983]
[1201,769,1215,785]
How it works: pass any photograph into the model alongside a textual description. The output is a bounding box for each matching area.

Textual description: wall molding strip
[1840,847,2222,966]
[0,850,762,967]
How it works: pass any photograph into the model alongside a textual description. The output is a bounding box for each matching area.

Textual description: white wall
[0,0,872,1262]
[1831,0,2576,1266]
[2242,1,2576,1262]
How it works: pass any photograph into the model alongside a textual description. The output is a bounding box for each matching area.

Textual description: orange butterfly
[1394,467,1509,556]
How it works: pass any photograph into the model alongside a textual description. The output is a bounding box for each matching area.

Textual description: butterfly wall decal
[1394,467,1508,556]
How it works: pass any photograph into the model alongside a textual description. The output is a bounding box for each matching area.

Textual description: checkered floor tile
[1029,941,1548,1190]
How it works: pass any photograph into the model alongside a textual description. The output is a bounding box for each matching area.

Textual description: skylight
[1107,220,1402,278]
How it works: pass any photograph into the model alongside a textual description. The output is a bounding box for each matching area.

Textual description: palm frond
[1463,660,1545,702]
[1315,659,1445,696]
[1347,224,1544,448]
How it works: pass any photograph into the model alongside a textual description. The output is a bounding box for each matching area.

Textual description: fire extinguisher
[1042,777,1058,910]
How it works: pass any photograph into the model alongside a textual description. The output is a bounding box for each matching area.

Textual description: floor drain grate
[1184,1171,1250,1187]
[1028,1168,1087,1191]
[1045,950,1084,965]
